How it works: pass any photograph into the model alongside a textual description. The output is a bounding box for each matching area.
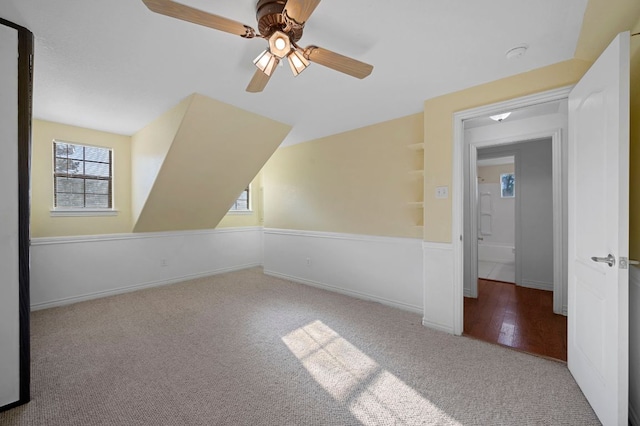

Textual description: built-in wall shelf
[408,142,424,232]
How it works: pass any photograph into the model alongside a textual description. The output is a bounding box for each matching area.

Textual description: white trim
[264,270,423,314]
[519,279,553,291]
[264,229,423,315]
[264,228,423,246]
[31,263,261,311]
[226,210,253,216]
[31,226,263,246]
[422,318,455,335]
[422,241,454,251]
[452,86,573,335]
[422,242,457,334]
[50,209,119,217]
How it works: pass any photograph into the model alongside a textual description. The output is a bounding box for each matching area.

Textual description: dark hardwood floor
[464,279,567,361]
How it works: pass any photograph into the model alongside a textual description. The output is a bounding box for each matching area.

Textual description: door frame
[452,86,572,335]
[468,132,562,311]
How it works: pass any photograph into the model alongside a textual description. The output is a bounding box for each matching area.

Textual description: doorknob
[591,254,616,267]
[478,236,484,241]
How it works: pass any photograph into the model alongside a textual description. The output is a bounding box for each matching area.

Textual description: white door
[0,22,21,408]
[568,32,630,426]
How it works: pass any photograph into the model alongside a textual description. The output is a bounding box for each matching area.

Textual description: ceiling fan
[141,0,374,92]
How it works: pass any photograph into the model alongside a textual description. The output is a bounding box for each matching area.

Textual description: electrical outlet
[435,186,449,199]
[306,257,312,267]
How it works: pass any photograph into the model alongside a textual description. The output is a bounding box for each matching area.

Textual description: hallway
[464,279,567,361]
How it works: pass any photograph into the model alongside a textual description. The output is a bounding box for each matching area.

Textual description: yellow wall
[262,113,424,238]
[32,118,266,237]
[477,164,515,184]
[423,59,592,243]
[133,93,291,233]
[131,95,191,223]
[31,120,133,237]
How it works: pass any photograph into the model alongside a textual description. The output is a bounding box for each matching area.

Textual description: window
[53,141,112,209]
[229,186,250,212]
[500,173,515,198]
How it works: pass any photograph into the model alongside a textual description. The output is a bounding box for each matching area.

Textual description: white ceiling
[0,0,589,146]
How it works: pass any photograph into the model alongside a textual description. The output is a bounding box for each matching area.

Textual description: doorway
[460,99,568,360]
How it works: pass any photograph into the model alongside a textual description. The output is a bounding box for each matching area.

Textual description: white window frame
[228,185,252,215]
[50,140,118,217]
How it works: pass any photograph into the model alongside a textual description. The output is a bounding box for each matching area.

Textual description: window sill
[50,209,119,217]
[227,210,253,216]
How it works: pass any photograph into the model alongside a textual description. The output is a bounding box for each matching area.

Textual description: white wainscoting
[263,229,423,314]
[422,242,455,334]
[30,227,263,310]
[630,266,640,426]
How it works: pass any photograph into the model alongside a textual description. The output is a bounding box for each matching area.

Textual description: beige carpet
[1,268,599,425]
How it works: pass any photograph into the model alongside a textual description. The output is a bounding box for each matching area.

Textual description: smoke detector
[506,44,529,60]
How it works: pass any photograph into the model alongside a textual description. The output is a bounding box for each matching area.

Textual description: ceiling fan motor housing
[256,0,303,42]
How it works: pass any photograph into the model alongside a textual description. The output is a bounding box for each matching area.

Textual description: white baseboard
[422,318,454,334]
[265,270,422,314]
[519,279,553,292]
[30,227,264,310]
[31,263,261,311]
[263,229,423,315]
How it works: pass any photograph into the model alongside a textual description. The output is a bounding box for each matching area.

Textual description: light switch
[435,186,449,199]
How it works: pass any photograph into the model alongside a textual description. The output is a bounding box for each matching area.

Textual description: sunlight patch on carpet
[282,320,461,425]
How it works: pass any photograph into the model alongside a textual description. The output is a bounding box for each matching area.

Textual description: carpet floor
[0,268,600,425]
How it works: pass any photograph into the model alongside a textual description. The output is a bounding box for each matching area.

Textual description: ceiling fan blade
[284,0,321,25]
[304,46,373,79]
[142,0,255,38]
[246,69,272,93]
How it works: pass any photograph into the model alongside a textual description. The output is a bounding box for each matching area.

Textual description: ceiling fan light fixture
[253,49,279,76]
[490,112,511,122]
[287,49,310,76]
[268,31,292,59]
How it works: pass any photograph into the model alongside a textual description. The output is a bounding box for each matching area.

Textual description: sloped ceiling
[132,93,291,232]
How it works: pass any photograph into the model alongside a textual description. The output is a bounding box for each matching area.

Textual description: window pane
[55,158,70,174]
[85,146,110,163]
[53,141,113,209]
[236,200,248,210]
[85,179,109,194]
[66,160,83,175]
[85,161,110,177]
[56,193,84,208]
[501,173,515,198]
[85,194,109,208]
[54,143,70,157]
[67,144,84,160]
[56,177,84,193]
